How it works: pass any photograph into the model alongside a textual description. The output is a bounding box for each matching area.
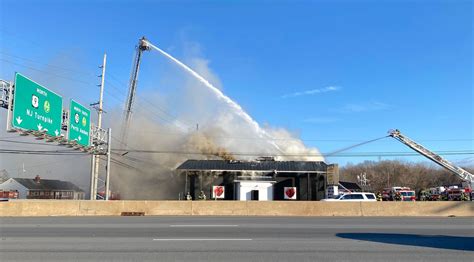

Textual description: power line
[0,139,66,147]
[0,51,96,77]
[104,78,191,130]
[10,154,89,171]
[2,48,471,149]
[0,136,25,140]
[108,130,474,143]
[108,148,474,157]
[1,56,190,132]
[0,58,94,86]
[0,148,88,155]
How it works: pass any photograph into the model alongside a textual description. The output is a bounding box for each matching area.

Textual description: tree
[340,160,469,193]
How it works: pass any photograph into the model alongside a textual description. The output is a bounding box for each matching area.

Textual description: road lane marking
[153,238,252,241]
[169,225,239,227]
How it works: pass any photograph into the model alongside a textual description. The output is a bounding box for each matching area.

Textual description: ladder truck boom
[389,129,474,187]
[121,36,151,143]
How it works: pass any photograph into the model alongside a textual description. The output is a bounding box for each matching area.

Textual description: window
[341,195,352,200]
[365,194,375,199]
[352,194,364,200]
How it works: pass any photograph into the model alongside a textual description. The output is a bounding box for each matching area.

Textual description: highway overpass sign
[68,99,91,146]
[11,73,63,137]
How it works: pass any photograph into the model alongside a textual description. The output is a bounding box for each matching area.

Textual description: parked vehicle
[97,191,121,200]
[0,190,19,201]
[322,192,377,202]
[445,186,471,201]
[427,187,446,201]
[399,190,416,201]
[381,186,413,201]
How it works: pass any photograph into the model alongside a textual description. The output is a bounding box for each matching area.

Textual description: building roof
[13,178,84,192]
[177,159,327,173]
[339,181,362,191]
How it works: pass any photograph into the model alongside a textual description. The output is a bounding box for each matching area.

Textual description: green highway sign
[11,73,63,137]
[68,99,91,146]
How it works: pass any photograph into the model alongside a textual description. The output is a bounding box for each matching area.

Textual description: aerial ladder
[121,36,151,143]
[389,129,474,190]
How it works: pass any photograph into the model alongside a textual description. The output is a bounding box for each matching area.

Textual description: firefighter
[376,192,382,201]
[461,192,468,201]
[186,192,192,201]
[394,192,402,201]
[198,191,207,200]
[441,193,448,201]
[420,190,428,201]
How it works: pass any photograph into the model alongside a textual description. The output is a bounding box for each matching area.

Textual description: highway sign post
[11,73,63,136]
[68,99,91,146]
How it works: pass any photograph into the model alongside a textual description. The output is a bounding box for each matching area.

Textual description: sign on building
[326,185,339,199]
[326,164,340,185]
[212,186,225,199]
[11,73,63,136]
[284,187,297,200]
[67,99,91,146]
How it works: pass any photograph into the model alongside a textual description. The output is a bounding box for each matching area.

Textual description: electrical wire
[10,154,90,171]
[0,148,88,155]
[1,55,191,133]
[108,149,474,157]
[0,139,66,146]
[0,58,93,86]
[0,51,97,77]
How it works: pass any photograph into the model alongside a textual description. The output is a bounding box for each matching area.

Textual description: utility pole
[5,81,13,131]
[104,128,112,200]
[90,53,107,200]
[89,152,96,200]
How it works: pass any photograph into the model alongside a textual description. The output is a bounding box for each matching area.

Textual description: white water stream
[146,41,283,153]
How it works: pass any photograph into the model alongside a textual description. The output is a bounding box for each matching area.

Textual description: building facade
[0,175,85,200]
[177,159,339,201]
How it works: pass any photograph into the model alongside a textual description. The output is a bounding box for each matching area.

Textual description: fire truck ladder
[389,129,474,187]
[121,36,151,143]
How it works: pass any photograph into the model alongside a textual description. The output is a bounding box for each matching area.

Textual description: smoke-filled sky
[0,0,473,190]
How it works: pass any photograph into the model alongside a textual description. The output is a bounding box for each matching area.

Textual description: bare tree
[340,160,471,193]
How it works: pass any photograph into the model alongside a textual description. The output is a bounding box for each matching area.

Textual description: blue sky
[0,0,472,166]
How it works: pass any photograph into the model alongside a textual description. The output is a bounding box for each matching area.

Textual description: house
[0,175,85,199]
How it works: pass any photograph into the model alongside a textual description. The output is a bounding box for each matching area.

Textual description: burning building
[176,158,338,201]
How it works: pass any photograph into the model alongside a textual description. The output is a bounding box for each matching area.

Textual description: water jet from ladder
[145,40,283,154]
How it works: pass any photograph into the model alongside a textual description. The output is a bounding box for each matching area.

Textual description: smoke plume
[105,42,324,199]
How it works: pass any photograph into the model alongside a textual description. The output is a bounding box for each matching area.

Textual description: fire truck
[428,186,446,201]
[444,185,471,201]
[97,191,121,200]
[389,130,473,201]
[382,187,415,201]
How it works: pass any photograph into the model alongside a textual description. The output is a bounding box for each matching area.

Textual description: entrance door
[251,190,259,200]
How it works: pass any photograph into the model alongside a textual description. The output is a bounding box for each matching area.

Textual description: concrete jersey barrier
[1,200,473,217]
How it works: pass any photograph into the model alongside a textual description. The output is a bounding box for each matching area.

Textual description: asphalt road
[0,216,473,261]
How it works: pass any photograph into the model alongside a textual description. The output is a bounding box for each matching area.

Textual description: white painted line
[169,225,239,227]
[153,238,252,241]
